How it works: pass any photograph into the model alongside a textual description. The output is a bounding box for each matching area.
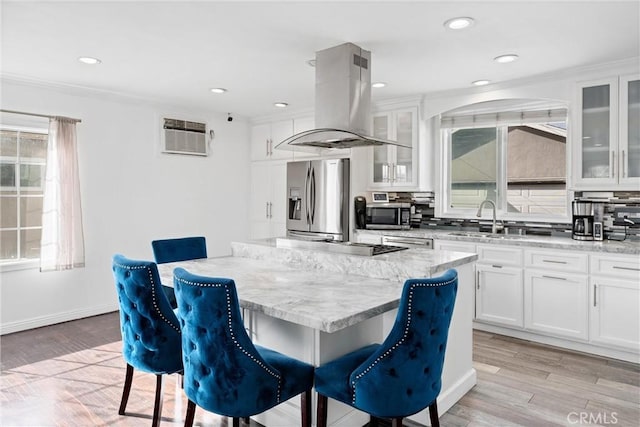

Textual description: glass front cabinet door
[370,107,418,189]
[574,75,640,189]
[620,75,640,186]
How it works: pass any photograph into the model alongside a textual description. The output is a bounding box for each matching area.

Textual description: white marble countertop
[356,229,640,255]
[157,240,477,333]
[231,239,478,281]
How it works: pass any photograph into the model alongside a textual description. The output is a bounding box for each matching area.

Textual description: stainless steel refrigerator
[286,158,350,241]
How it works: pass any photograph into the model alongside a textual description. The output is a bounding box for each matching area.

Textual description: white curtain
[40,118,85,271]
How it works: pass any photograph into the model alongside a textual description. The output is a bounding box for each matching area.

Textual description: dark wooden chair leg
[184,400,196,427]
[391,417,403,427]
[301,389,312,427]
[317,394,328,427]
[118,363,134,415]
[232,417,240,427]
[369,416,379,427]
[428,401,440,427]
[151,374,164,427]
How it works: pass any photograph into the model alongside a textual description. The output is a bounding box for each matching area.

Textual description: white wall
[0,79,251,334]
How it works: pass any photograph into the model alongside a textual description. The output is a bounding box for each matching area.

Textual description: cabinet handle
[266,139,270,157]
[593,284,597,307]
[476,270,480,290]
[611,150,616,179]
[391,163,396,182]
[269,202,273,218]
[542,275,567,281]
[492,264,503,269]
[266,202,269,219]
[269,138,273,156]
[622,150,626,178]
[613,265,640,272]
[542,259,567,264]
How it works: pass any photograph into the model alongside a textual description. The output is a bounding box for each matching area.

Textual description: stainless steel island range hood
[276,43,410,152]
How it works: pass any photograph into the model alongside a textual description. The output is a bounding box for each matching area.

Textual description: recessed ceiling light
[78,56,101,65]
[210,88,227,94]
[274,102,288,108]
[372,82,387,88]
[494,54,519,64]
[444,17,475,30]
[472,80,491,86]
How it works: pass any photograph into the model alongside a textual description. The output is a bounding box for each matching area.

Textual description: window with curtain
[0,127,48,261]
[40,117,85,271]
[1,114,85,271]
[440,100,569,220]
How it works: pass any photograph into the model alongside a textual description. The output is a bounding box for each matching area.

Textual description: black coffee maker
[354,196,366,229]
[572,201,594,241]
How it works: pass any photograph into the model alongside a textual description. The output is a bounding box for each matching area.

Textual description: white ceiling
[2,1,639,119]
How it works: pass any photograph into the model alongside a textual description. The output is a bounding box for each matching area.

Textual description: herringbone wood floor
[1,312,638,426]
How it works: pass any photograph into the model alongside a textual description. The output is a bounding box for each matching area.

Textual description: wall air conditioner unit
[162,118,208,156]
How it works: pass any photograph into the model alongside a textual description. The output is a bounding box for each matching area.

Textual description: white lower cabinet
[366,232,638,360]
[524,249,590,341]
[434,241,476,253]
[249,161,287,239]
[476,263,524,327]
[589,254,640,351]
[524,271,589,340]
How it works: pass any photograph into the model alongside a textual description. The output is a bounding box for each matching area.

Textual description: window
[440,100,569,220]
[0,127,48,261]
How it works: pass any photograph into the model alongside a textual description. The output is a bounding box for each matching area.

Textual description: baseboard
[0,303,119,335]
[474,322,640,364]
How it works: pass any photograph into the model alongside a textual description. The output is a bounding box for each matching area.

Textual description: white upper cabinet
[573,74,640,189]
[251,120,294,161]
[620,74,640,186]
[369,106,419,190]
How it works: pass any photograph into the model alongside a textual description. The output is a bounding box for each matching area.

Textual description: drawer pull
[542,275,567,281]
[612,265,640,272]
[492,264,503,269]
[542,259,567,264]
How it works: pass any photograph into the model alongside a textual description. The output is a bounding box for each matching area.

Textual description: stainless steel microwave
[365,202,411,230]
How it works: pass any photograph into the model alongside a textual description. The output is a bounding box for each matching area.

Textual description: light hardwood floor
[1,312,638,426]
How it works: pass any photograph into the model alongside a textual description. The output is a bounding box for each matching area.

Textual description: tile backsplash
[387,191,640,241]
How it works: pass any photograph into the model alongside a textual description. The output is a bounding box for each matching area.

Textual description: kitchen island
[158,239,477,427]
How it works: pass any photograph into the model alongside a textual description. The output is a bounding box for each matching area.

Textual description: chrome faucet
[476,200,502,234]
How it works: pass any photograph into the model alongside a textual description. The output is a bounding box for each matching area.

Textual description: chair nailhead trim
[350,277,456,405]
[174,276,283,403]
[114,262,181,333]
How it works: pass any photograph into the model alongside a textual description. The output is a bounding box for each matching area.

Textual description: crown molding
[0,73,237,120]
[424,57,640,101]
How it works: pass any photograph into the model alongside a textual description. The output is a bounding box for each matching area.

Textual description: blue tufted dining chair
[314,269,458,427]
[151,236,207,309]
[173,267,315,427]
[151,236,207,264]
[111,254,183,427]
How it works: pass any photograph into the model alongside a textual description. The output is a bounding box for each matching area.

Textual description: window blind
[441,108,567,129]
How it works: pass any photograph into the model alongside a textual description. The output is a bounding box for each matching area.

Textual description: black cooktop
[369,244,409,255]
